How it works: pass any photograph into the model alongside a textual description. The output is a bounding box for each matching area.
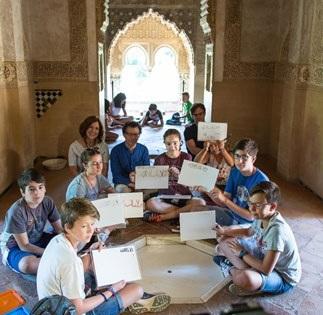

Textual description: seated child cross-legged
[0,168,62,275]
[197,138,269,226]
[145,129,205,222]
[37,198,171,315]
[213,181,302,296]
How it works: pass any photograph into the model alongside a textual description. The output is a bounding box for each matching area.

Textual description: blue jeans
[260,270,293,294]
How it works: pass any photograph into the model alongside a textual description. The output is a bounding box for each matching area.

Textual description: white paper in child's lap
[108,192,144,218]
[180,210,216,241]
[91,198,125,227]
[92,246,141,287]
[135,165,169,189]
[178,160,219,192]
[197,122,228,141]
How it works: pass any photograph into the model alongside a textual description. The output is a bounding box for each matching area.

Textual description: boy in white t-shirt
[37,198,170,314]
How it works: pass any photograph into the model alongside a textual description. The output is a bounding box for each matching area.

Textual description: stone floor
[0,125,323,314]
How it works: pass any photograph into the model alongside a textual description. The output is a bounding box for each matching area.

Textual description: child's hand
[227,240,243,256]
[213,223,225,236]
[129,172,135,183]
[208,187,226,203]
[190,185,207,193]
[169,166,180,177]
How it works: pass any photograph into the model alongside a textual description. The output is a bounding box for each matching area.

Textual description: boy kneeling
[37,198,170,314]
[214,181,301,296]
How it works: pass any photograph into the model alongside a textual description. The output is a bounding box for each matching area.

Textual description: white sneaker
[127,292,171,314]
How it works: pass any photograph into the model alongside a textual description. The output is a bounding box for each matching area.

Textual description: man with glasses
[202,138,269,226]
[184,103,206,158]
[110,121,150,192]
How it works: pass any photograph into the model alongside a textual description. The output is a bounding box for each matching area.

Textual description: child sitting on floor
[144,129,205,222]
[141,104,164,128]
[213,181,302,296]
[37,198,171,314]
[0,168,62,275]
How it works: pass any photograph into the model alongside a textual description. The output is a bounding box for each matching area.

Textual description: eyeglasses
[247,201,271,209]
[125,132,140,137]
[234,153,250,162]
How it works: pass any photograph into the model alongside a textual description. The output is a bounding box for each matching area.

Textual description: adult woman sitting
[68,116,108,177]
[145,129,205,222]
[66,148,115,201]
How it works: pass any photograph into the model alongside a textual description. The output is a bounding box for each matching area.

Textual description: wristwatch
[239,249,248,259]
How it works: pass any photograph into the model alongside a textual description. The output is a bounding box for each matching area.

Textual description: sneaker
[228,283,262,297]
[143,211,162,223]
[213,255,233,277]
[127,292,171,314]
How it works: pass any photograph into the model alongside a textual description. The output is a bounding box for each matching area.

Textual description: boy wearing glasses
[213,181,301,296]
[110,121,150,192]
[0,168,62,275]
[200,138,269,226]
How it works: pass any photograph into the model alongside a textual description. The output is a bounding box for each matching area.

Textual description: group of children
[0,99,302,313]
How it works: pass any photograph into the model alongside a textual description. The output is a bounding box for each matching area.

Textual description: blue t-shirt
[225,167,269,223]
[110,142,150,185]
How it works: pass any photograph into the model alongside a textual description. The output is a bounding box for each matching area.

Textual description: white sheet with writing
[135,165,169,189]
[92,246,141,288]
[180,210,216,241]
[197,122,228,141]
[108,192,144,218]
[178,160,219,192]
[91,198,125,228]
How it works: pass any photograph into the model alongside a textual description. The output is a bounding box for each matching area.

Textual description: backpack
[30,295,77,315]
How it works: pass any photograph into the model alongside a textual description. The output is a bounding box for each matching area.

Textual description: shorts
[6,233,55,273]
[259,270,294,294]
[87,292,123,315]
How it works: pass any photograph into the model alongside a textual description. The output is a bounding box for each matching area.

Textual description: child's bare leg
[18,256,40,274]
[230,268,263,291]
[118,283,144,308]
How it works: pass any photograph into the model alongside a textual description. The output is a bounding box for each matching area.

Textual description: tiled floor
[0,125,323,314]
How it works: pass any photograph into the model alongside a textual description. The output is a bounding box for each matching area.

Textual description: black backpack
[30,295,77,315]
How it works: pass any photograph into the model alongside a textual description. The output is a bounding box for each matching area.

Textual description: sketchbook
[180,210,216,241]
[91,245,141,288]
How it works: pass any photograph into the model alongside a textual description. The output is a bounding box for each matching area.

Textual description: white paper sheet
[197,122,228,141]
[108,192,144,218]
[178,160,219,192]
[180,210,216,241]
[135,165,169,189]
[92,246,141,288]
[91,198,125,228]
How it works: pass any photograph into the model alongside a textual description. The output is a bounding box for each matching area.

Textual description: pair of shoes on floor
[143,211,162,223]
[213,255,233,277]
[171,225,180,233]
[127,292,171,314]
[228,283,263,297]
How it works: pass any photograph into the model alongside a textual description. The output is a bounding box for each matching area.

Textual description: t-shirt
[37,234,85,300]
[254,212,301,285]
[110,142,150,185]
[0,196,60,251]
[225,167,269,223]
[182,101,193,123]
[154,152,192,195]
[66,173,112,201]
[68,140,108,173]
[144,110,163,123]
[184,123,204,158]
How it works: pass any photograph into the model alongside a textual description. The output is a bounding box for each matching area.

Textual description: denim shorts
[259,270,294,294]
[87,292,123,315]
[6,233,55,273]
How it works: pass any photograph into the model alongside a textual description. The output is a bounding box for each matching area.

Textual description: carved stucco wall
[109,14,190,75]
[213,0,323,197]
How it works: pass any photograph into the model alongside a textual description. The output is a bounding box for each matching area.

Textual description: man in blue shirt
[201,138,269,226]
[110,121,150,192]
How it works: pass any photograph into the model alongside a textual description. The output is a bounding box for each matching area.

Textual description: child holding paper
[213,181,301,296]
[145,129,205,222]
[37,198,171,314]
[194,139,234,187]
[66,148,115,201]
